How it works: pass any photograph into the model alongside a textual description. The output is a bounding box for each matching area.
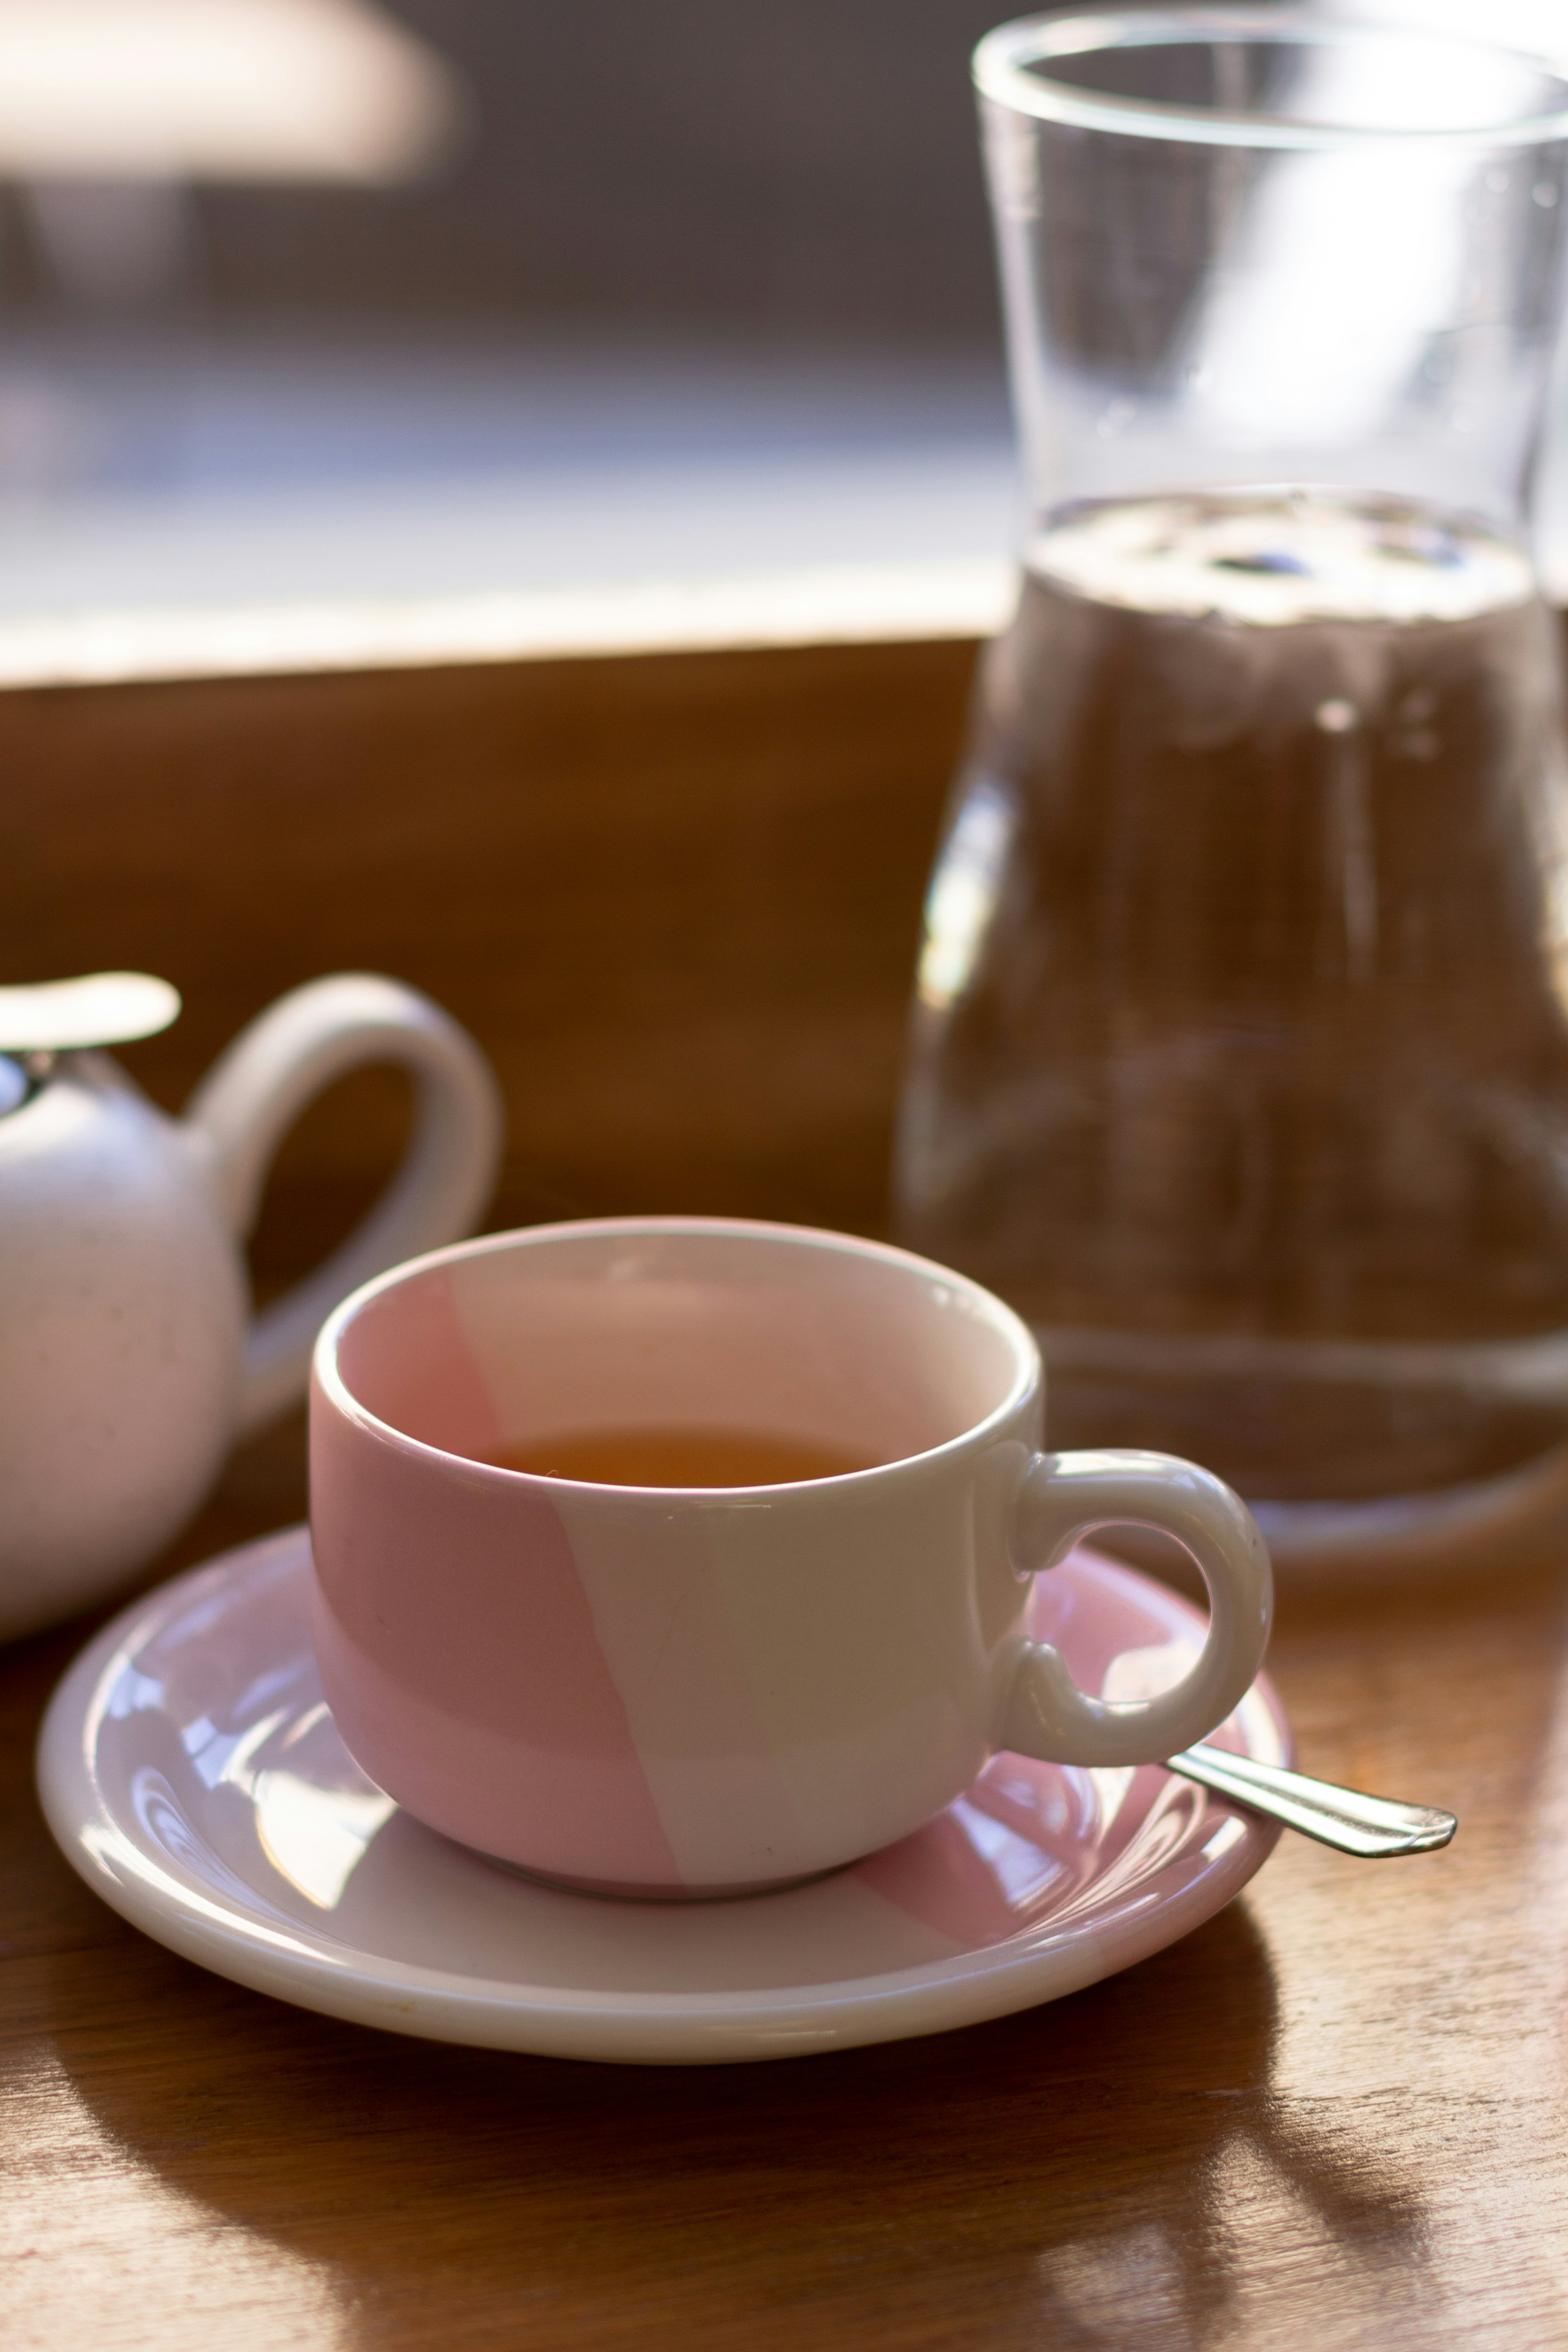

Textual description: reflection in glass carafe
[895,13,1568,1562]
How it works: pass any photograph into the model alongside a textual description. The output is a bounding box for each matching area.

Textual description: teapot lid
[0,971,180,1052]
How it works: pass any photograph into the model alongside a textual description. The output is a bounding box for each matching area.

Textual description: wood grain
[6,1550,1564,2351]
[1,637,1566,2351]
[0,634,974,1270]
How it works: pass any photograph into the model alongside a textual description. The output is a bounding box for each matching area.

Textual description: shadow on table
[55,1896,1428,2351]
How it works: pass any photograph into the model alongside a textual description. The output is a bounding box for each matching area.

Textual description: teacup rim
[311,1213,1041,1496]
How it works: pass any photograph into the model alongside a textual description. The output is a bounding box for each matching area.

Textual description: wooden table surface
[5,1448,1566,2352]
[3,637,1568,2346]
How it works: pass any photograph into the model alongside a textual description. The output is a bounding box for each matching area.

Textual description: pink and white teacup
[309,1217,1272,1898]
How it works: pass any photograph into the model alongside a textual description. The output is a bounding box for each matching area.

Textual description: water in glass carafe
[895,13,1568,1567]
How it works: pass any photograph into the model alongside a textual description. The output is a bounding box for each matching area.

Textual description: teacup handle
[185,974,504,1436]
[1001,1450,1273,1767]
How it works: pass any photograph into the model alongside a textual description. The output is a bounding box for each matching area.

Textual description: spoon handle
[1166,1742,1457,1858]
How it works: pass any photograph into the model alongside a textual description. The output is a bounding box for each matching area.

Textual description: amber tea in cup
[485,1427,885,1487]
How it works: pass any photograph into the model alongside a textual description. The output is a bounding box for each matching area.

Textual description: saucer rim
[37,1526,1290,2065]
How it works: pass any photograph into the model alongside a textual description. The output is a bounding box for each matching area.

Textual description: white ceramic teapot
[0,969,503,1640]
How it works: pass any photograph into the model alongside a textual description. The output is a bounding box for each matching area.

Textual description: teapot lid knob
[0,971,180,1051]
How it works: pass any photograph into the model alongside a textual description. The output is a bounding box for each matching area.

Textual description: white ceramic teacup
[310,1217,1273,1897]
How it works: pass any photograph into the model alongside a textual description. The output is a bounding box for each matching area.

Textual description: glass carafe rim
[974,7,1568,152]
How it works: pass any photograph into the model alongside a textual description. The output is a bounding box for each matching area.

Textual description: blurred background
[1,0,1567,627]
[0,0,1019,625]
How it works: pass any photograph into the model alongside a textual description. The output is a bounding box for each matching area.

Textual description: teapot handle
[184,974,504,1436]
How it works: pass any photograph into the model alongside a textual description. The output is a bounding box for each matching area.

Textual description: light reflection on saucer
[45,1526,1289,2059]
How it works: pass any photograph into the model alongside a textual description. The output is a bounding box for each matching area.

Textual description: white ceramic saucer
[38,1526,1290,2066]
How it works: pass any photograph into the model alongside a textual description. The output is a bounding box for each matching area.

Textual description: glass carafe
[894,9,1568,1567]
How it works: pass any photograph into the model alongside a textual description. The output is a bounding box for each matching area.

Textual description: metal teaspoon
[1165,1744,1457,1857]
